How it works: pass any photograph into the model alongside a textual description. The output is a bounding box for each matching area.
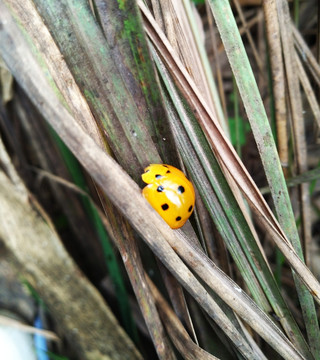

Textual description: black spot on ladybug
[155,174,162,179]
[188,205,193,212]
[145,169,150,173]
[177,186,185,194]
[166,170,171,174]
[163,165,169,168]
[176,216,182,221]
[157,186,164,192]
[161,204,169,211]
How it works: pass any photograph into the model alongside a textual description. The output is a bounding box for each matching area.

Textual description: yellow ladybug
[142,164,195,229]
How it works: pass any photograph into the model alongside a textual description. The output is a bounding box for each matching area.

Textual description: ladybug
[141,164,195,229]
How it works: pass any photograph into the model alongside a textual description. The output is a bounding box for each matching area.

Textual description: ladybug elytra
[142,164,195,229]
